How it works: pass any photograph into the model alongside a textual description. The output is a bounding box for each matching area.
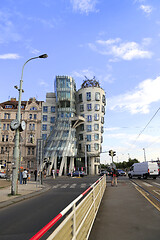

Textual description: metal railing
[30,175,106,240]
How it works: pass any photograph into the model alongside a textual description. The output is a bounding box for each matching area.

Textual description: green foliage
[114,158,139,169]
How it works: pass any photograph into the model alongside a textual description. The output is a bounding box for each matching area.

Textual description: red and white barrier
[30,176,103,240]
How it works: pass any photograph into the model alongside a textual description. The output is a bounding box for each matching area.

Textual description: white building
[42,76,106,175]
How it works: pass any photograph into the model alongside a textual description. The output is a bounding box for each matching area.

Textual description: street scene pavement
[0,176,160,240]
[0,179,49,209]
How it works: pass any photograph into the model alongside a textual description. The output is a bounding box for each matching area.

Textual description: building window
[2,135,5,142]
[94,124,99,131]
[5,105,13,109]
[87,115,92,122]
[102,105,105,113]
[94,143,99,151]
[51,106,55,113]
[87,125,92,132]
[42,134,47,140]
[6,135,8,142]
[95,92,100,101]
[101,136,103,143]
[80,104,84,112]
[43,115,47,122]
[3,124,6,130]
[27,147,31,155]
[29,124,32,130]
[94,134,99,140]
[86,92,91,101]
[4,113,10,119]
[94,114,99,121]
[101,116,104,124]
[1,147,4,154]
[32,124,35,130]
[86,135,91,141]
[34,114,37,120]
[95,104,100,111]
[29,114,32,119]
[7,124,9,130]
[79,134,83,141]
[32,147,35,155]
[42,124,47,131]
[87,104,92,111]
[50,117,55,123]
[79,124,84,131]
[102,95,106,104]
[80,114,85,118]
[43,106,48,113]
[86,144,91,152]
[30,107,37,110]
[78,144,81,150]
[79,93,83,102]
[50,126,54,132]
[101,126,104,133]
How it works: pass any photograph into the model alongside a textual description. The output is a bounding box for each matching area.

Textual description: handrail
[30,176,104,240]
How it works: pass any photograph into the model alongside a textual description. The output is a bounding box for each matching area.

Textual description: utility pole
[143,148,147,162]
[11,54,48,195]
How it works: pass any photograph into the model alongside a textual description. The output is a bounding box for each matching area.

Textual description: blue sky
[1,0,160,164]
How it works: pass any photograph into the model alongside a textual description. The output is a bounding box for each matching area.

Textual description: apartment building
[0,97,42,174]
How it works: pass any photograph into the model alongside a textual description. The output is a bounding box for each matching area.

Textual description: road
[0,176,99,240]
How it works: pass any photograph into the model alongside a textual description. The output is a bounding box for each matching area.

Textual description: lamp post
[11,54,48,195]
[143,148,146,162]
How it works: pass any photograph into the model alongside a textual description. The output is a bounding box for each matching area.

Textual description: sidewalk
[89,180,160,240]
[0,179,50,209]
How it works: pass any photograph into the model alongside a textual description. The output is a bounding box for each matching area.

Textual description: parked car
[117,169,126,176]
[99,170,109,176]
[0,172,7,178]
[67,171,86,177]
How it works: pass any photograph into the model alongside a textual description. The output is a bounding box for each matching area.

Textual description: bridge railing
[30,175,106,240]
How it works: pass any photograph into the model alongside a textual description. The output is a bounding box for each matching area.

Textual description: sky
[1,0,160,164]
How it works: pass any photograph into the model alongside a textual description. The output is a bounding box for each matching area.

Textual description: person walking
[22,169,28,184]
[52,169,55,179]
[34,169,37,181]
[111,168,118,187]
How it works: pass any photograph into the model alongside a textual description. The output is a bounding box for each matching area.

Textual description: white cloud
[140,5,153,14]
[71,69,95,79]
[88,38,152,61]
[0,53,20,59]
[0,10,21,44]
[109,76,160,114]
[71,0,98,14]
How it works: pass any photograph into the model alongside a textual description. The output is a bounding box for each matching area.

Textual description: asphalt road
[0,176,99,240]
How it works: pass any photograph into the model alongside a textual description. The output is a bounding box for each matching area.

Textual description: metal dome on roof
[81,76,100,89]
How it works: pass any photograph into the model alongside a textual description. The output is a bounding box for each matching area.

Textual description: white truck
[128,161,159,179]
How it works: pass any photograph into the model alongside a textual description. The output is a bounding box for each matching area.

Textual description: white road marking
[153,190,160,196]
[52,184,61,189]
[70,184,77,188]
[80,184,87,188]
[152,182,160,187]
[61,184,69,188]
[142,182,153,187]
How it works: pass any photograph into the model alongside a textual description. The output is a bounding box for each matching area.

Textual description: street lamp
[143,148,146,162]
[11,54,48,195]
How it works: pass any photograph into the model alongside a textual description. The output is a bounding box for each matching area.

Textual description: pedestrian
[27,171,31,181]
[43,169,46,179]
[34,169,37,181]
[52,169,55,179]
[111,168,118,187]
[22,169,28,184]
[56,169,59,177]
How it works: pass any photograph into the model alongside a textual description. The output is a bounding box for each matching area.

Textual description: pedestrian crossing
[52,183,91,189]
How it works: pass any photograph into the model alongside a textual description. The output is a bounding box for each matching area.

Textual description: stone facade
[0,97,43,174]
